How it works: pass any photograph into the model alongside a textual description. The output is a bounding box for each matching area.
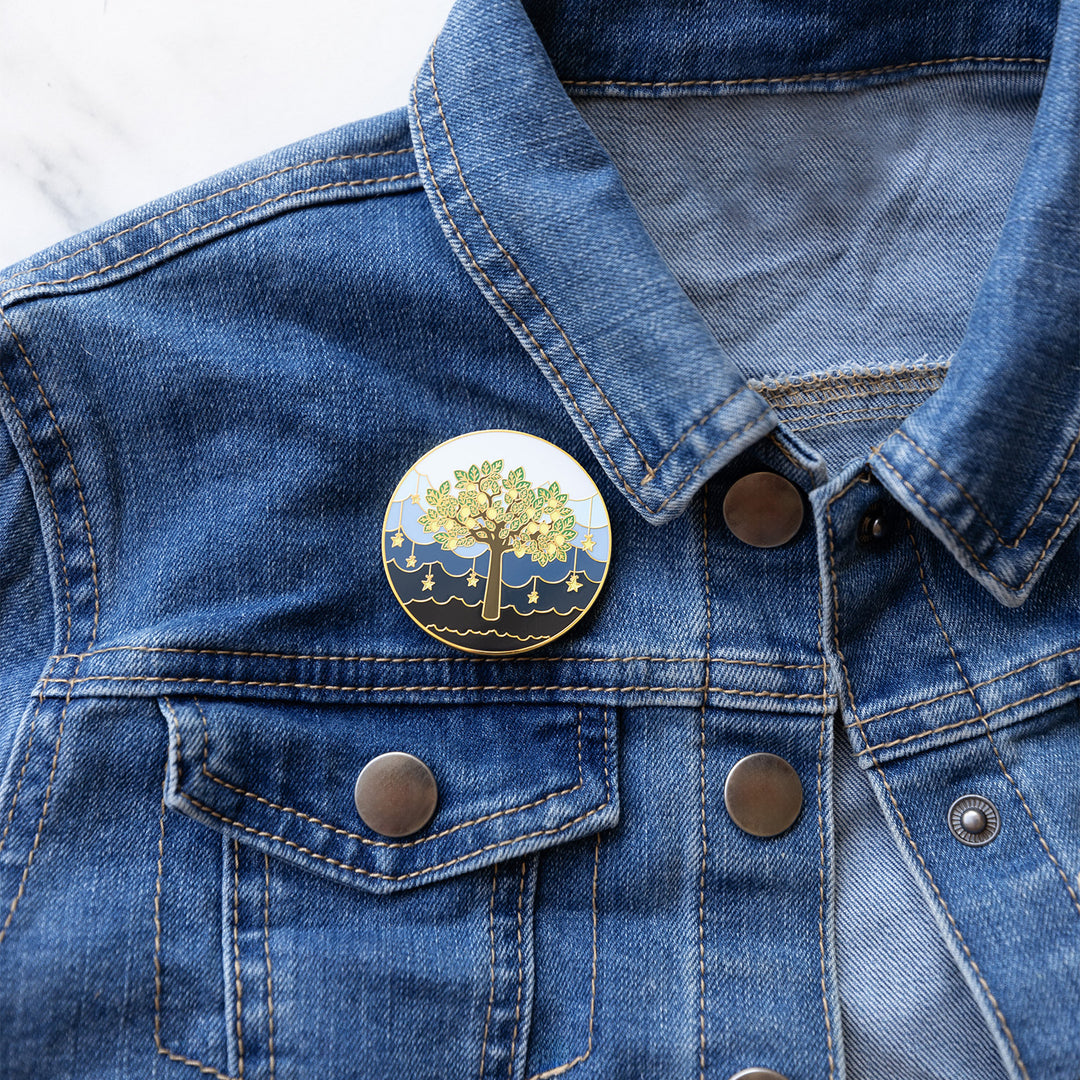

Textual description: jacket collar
[409,0,1078,608]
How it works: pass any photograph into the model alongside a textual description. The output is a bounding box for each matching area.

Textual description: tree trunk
[481,546,505,621]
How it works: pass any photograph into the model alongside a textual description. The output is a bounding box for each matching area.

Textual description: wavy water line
[424,625,553,642]
[404,596,590,617]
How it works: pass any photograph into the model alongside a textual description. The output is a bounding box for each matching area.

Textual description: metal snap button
[728,1069,791,1080]
[354,752,438,838]
[722,471,804,548]
[724,753,803,837]
[948,794,1000,846]
[856,497,896,549]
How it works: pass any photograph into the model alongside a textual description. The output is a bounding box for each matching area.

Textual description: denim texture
[0,0,1077,1077]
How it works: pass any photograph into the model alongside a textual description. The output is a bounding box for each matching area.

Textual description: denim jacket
[0,0,1077,1078]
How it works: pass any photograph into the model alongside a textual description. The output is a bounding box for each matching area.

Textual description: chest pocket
[153,693,618,1080]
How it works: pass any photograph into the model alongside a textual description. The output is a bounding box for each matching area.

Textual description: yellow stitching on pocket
[230,840,245,1078]
[177,709,612,883]
[525,833,602,1080]
[262,853,276,1080]
[479,863,499,1079]
[507,859,528,1077]
[154,741,240,1080]
[182,696,588,849]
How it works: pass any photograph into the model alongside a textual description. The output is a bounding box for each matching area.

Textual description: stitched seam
[420,55,765,507]
[154,744,239,1080]
[507,859,527,1078]
[3,311,101,646]
[0,713,35,856]
[43,674,824,699]
[231,840,245,1079]
[179,709,611,882]
[426,45,651,477]
[763,373,948,408]
[561,56,1048,88]
[49,644,821,670]
[0,358,72,649]
[890,426,1080,548]
[856,679,1080,754]
[0,677,77,947]
[643,386,748,479]
[815,577,835,1079]
[827,481,1030,1080]
[772,385,940,412]
[0,175,421,302]
[187,696,587,848]
[905,517,1080,920]
[0,336,72,928]
[766,432,815,476]
[698,486,710,1080]
[873,446,1080,590]
[410,81,666,519]
[478,863,498,1080]
[780,399,938,423]
[659,407,773,511]
[846,643,1080,726]
[0,150,414,285]
[262,854,276,1080]
[526,832,601,1080]
[750,360,950,396]
[790,414,912,434]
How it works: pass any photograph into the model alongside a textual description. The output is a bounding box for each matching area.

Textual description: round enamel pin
[382,430,611,655]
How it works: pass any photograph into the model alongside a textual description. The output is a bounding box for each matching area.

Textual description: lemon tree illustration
[417,460,577,620]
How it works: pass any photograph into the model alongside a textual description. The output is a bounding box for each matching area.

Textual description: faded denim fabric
[0,0,1078,1078]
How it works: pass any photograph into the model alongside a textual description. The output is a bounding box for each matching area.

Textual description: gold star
[391,530,405,547]
[409,494,421,505]
[405,554,417,567]
[527,588,539,604]
[421,572,435,592]
[581,533,596,553]
[466,570,480,587]
[566,573,582,593]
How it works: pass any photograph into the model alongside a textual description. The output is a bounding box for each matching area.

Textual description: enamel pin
[382,430,611,655]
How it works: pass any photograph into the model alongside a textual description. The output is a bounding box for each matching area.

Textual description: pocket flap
[158,695,617,894]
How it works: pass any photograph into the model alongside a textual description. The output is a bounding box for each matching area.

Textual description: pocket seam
[153,752,239,1080]
[174,707,611,884]
[183,695,588,850]
[525,832,601,1080]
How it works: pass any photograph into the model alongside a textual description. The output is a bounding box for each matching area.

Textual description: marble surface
[0,0,456,270]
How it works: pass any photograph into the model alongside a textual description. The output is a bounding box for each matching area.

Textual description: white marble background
[0,0,456,270]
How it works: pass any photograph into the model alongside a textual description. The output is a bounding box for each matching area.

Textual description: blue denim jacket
[0,0,1077,1078]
